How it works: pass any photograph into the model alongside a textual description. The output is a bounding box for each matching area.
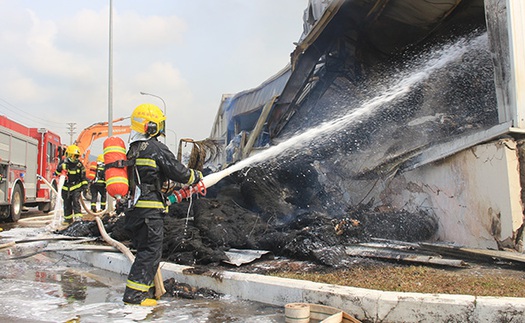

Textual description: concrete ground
[63,250,525,323]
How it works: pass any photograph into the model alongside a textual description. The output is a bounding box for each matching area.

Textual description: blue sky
[0,0,307,153]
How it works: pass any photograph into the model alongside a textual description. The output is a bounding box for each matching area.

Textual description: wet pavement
[0,217,284,323]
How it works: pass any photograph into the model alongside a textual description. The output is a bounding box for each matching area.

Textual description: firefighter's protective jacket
[55,158,88,191]
[127,137,199,214]
[93,161,106,186]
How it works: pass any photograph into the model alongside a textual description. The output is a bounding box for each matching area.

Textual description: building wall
[385,138,523,249]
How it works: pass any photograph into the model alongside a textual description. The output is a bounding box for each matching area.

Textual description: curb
[62,251,525,323]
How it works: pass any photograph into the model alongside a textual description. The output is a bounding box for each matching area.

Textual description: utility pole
[107,0,114,212]
[108,0,113,138]
[66,123,77,145]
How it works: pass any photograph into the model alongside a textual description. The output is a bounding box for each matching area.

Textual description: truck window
[57,145,65,160]
[48,142,56,163]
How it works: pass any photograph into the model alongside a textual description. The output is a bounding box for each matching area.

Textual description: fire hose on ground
[15,174,166,298]
[18,166,234,300]
[80,192,107,217]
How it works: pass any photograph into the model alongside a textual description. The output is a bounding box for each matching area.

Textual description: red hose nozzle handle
[190,180,207,197]
[171,181,207,204]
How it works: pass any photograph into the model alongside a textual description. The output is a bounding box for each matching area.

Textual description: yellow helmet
[131,103,166,137]
[66,145,81,160]
[97,154,104,163]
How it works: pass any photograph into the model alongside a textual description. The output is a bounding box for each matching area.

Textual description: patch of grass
[270,264,525,298]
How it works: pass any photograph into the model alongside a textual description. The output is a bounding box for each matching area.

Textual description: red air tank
[86,161,97,181]
[103,136,129,199]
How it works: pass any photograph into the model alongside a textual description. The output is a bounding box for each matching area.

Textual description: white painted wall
[387,138,523,249]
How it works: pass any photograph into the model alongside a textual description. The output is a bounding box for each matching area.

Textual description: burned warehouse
[64,0,525,270]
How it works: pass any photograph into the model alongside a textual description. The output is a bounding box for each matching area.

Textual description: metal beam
[507,0,525,128]
[401,121,512,172]
[242,96,277,159]
[485,0,525,128]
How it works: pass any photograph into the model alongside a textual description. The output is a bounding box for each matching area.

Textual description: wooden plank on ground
[419,242,525,264]
[345,245,469,268]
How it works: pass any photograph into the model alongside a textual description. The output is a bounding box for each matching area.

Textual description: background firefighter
[55,144,88,224]
[89,154,107,212]
[122,103,203,306]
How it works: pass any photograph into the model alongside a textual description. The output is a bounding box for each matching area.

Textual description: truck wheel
[10,185,23,222]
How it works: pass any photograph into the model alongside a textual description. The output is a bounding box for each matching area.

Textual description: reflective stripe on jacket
[94,162,106,185]
[55,159,88,191]
[127,138,195,212]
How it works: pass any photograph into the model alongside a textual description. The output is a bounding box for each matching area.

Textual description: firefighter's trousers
[62,189,83,222]
[122,209,164,304]
[90,183,107,210]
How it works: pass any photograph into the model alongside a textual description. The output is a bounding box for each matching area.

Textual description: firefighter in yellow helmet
[89,154,106,212]
[55,144,88,224]
[122,103,203,306]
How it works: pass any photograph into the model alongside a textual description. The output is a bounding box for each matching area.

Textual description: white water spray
[202,34,488,189]
[48,175,66,230]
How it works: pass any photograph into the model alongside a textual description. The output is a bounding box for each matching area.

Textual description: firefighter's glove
[58,170,68,180]
[195,170,203,182]
[188,169,203,185]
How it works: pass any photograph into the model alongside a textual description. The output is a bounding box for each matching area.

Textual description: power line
[0,97,66,128]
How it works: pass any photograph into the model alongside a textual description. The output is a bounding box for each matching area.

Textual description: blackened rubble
[59,164,438,268]
[163,278,222,299]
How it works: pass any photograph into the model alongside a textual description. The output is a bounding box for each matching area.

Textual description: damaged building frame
[208,0,525,252]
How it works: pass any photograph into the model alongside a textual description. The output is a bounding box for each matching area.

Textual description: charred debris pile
[60,164,439,269]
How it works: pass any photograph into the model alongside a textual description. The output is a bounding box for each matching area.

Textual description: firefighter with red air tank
[111,103,204,306]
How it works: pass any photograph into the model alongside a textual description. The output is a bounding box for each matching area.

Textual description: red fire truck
[0,116,63,222]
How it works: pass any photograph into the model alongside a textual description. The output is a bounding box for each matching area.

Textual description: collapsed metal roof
[267,0,487,139]
[221,65,291,144]
[213,0,490,151]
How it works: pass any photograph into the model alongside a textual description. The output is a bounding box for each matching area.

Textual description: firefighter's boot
[62,216,73,226]
[139,299,157,306]
[123,287,157,306]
